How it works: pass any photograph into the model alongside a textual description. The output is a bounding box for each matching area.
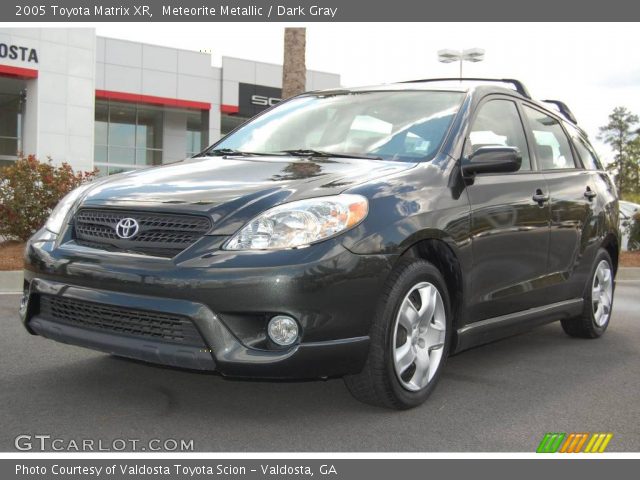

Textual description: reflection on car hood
[79,156,416,231]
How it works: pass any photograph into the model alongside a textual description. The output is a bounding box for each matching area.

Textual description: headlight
[45,183,93,234]
[224,194,368,250]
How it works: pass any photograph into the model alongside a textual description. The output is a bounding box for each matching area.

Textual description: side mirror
[462,146,522,178]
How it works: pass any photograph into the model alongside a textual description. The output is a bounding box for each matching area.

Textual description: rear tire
[344,258,452,409]
[561,248,614,338]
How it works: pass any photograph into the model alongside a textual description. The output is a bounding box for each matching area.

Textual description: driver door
[465,97,551,322]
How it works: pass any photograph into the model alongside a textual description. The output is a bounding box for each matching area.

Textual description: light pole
[437,48,485,77]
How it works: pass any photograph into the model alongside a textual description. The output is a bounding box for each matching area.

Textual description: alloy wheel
[592,260,613,327]
[392,282,446,391]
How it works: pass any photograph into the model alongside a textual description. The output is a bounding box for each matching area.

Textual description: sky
[91,22,640,162]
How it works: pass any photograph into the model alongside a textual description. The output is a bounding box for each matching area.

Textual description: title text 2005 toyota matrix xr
[20,78,619,409]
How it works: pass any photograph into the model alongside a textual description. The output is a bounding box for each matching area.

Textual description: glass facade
[95,100,211,175]
[186,110,210,156]
[94,100,164,176]
[0,93,22,167]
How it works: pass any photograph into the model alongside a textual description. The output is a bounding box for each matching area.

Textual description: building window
[94,100,164,176]
[186,110,209,156]
[0,93,22,167]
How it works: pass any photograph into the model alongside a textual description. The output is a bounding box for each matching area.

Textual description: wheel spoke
[601,288,612,310]
[412,350,430,387]
[417,285,437,324]
[593,303,603,324]
[398,300,420,330]
[394,341,416,374]
[425,322,445,350]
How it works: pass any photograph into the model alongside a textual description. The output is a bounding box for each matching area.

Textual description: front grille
[74,209,211,257]
[39,295,206,346]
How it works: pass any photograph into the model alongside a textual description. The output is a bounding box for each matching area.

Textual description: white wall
[0,28,96,172]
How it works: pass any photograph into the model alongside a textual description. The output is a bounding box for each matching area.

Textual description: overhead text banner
[2,0,640,22]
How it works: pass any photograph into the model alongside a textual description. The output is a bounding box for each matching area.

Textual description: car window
[523,106,576,170]
[468,99,531,170]
[566,125,603,171]
[214,91,465,162]
[620,202,639,218]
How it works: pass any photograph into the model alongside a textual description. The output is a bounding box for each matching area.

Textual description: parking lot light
[437,48,485,77]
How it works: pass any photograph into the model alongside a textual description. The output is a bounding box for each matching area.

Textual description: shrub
[0,155,97,241]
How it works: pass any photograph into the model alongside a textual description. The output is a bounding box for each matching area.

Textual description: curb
[0,270,23,293]
[618,267,640,281]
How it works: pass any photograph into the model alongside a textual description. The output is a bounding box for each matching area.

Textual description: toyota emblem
[115,218,139,239]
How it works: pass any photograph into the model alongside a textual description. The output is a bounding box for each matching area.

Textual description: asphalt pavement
[1,281,638,452]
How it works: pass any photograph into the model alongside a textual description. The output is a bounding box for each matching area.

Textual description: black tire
[561,248,614,339]
[344,258,452,409]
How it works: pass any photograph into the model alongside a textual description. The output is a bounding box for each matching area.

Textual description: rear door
[521,105,598,303]
[465,97,551,322]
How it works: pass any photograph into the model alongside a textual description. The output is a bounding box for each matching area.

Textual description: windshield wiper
[201,148,281,157]
[279,149,382,160]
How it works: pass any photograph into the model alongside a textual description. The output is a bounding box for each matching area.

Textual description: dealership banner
[3,0,640,21]
[3,459,640,480]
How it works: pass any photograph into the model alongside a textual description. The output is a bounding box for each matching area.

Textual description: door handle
[532,189,549,205]
[584,187,597,200]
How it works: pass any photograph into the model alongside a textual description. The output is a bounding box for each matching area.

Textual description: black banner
[4,459,640,480]
[5,0,640,21]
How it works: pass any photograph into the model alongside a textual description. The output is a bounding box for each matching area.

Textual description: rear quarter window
[523,105,576,170]
[566,124,604,171]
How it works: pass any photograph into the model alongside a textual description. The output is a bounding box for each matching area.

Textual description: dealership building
[0,28,341,175]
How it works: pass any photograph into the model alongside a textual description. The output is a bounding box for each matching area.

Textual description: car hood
[80,155,415,234]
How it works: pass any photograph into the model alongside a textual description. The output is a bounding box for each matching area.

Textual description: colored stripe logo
[537,433,613,453]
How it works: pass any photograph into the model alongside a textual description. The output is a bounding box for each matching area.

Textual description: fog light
[268,315,299,346]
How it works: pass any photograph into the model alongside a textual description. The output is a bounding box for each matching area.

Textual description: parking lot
[1,280,638,452]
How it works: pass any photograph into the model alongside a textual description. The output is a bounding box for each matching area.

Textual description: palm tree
[282,28,306,99]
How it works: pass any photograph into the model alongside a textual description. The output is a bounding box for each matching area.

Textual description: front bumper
[21,229,395,379]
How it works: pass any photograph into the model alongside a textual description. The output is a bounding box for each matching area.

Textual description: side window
[523,106,576,170]
[468,99,531,171]
[566,125,603,171]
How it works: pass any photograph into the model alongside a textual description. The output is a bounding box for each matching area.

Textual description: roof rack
[401,77,532,99]
[541,99,578,125]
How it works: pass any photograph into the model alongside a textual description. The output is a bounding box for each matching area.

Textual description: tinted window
[214,91,465,162]
[566,125,603,171]
[524,106,576,170]
[469,99,531,170]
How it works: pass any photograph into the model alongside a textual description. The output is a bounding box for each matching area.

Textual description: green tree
[625,136,640,198]
[598,106,639,196]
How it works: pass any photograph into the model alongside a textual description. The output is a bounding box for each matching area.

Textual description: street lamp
[437,48,485,77]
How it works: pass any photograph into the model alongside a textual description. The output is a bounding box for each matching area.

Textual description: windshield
[210,90,464,162]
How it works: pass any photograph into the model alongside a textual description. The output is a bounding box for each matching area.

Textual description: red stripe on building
[0,64,38,79]
[220,104,239,114]
[95,90,211,110]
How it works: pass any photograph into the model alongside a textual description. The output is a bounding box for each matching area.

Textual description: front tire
[344,259,452,409]
[561,248,614,338]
